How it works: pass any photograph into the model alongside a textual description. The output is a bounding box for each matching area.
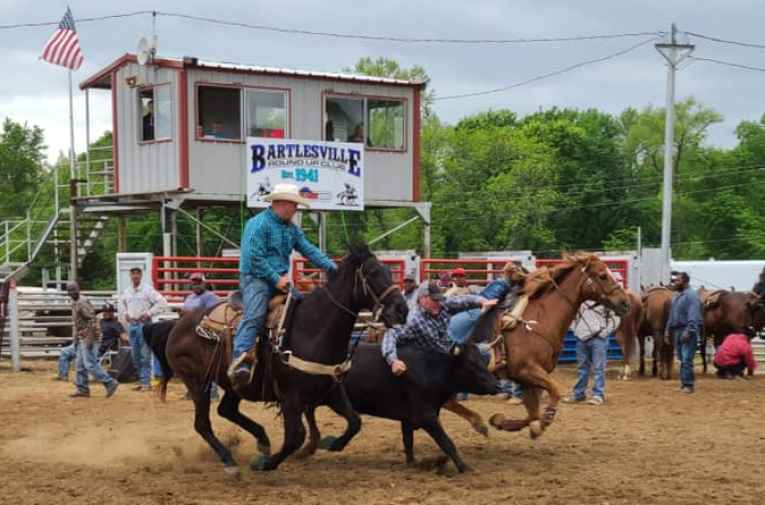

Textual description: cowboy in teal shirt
[229,183,336,388]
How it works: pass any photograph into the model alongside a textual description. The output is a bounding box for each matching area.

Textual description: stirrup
[227,348,258,387]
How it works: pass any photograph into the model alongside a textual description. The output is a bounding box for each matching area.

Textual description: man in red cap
[445,267,470,296]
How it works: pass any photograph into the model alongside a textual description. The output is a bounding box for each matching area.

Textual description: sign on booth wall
[246,137,364,211]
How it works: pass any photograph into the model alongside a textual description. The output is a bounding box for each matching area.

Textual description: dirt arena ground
[1,361,764,505]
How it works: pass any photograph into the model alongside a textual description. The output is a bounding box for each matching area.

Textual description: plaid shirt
[381,295,482,365]
[240,208,336,286]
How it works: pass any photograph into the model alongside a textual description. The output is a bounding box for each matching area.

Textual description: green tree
[0,118,47,218]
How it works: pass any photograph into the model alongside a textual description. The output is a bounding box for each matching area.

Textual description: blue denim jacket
[666,287,702,335]
[240,208,336,286]
[479,279,510,300]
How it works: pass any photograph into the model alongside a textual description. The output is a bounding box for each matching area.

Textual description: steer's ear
[451,345,462,357]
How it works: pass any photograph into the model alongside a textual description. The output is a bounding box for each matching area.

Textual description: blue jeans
[75,341,117,394]
[128,322,151,386]
[448,308,482,343]
[674,329,698,389]
[57,342,78,378]
[233,274,275,358]
[572,336,608,400]
[499,379,523,398]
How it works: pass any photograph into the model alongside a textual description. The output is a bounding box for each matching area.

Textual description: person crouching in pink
[713,332,757,379]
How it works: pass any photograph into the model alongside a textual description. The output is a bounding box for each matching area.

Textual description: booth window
[367,99,404,150]
[324,96,364,144]
[324,95,405,150]
[197,85,241,140]
[138,84,172,142]
[246,89,288,138]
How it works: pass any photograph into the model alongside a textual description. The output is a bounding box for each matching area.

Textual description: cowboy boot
[227,345,258,389]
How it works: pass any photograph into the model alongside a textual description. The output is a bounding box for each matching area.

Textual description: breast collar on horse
[277,263,400,382]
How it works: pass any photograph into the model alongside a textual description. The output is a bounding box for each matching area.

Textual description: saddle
[480,295,530,376]
[195,292,290,344]
[701,289,727,310]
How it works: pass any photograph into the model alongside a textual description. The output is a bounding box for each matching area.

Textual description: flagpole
[67,69,79,281]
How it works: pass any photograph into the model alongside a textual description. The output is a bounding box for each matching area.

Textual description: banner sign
[246,137,364,211]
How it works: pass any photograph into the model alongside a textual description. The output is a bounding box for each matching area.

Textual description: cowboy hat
[264,183,311,208]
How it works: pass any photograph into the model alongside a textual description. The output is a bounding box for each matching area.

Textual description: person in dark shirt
[142,100,154,141]
[752,268,765,299]
[98,302,125,357]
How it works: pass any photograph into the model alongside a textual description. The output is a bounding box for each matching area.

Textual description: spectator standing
[666,271,702,394]
[182,272,221,400]
[563,301,621,405]
[118,267,168,392]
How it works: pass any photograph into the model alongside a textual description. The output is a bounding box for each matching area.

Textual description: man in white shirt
[118,267,168,391]
[563,301,621,405]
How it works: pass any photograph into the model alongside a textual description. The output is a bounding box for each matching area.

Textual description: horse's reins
[279,262,400,382]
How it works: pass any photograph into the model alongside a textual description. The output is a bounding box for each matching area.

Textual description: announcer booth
[75,52,431,271]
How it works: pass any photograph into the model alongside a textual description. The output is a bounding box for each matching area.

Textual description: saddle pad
[500,295,529,331]
[199,302,242,337]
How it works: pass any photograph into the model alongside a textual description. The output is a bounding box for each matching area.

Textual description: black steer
[303,341,499,473]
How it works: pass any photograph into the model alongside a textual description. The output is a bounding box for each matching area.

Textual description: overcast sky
[2,0,765,162]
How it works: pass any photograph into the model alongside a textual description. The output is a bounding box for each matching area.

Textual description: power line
[685,31,765,50]
[155,12,660,45]
[0,9,660,44]
[690,56,765,73]
[0,11,152,29]
[434,38,658,101]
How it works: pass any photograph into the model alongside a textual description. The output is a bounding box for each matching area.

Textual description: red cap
[189,271,206,281]
[451,267,466,277]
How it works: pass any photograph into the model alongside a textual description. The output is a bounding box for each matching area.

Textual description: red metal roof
[80,53,424,90]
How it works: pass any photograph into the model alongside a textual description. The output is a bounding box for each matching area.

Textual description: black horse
[148,244,408,474]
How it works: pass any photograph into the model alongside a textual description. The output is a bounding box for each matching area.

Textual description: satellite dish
[137,36,151,65]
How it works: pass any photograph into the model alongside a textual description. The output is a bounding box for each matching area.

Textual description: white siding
[185,69,416,203]
[116,63,179,193]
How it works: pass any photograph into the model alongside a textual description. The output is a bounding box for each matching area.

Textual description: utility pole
[655,23,694,282]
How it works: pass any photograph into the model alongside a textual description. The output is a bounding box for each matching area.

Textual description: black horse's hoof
[318,436,340,451]
[250,455,274,472]
[257,442,271,456]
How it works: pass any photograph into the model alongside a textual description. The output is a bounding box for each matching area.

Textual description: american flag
[40,7,84,70]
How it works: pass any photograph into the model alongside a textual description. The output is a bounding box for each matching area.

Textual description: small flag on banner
[40,6,84,70]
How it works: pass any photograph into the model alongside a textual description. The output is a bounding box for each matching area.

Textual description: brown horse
[483,253,631,438]
[614,289,643,380]
[637,287,673,379]
[699,289,765,373]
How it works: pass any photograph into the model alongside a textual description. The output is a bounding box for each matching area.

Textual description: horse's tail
[142,320,177,401]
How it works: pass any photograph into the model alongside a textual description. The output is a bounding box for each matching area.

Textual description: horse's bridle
[355,264,400,322]
[551,258,623,311]
[321,262,400,323]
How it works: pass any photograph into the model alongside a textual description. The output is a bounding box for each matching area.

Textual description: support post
[318,212,327,252]
[195,208,203,257]
[656,24,694,282]
[414,203,432,258]
[9,281,20,372]
[117,215,127,252]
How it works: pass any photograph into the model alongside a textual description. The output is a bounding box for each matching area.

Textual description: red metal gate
[419,258,519,286]
[152,256,239,302]
[291,256,406,292]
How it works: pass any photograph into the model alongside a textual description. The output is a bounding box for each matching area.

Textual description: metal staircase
[0,152,114,283]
